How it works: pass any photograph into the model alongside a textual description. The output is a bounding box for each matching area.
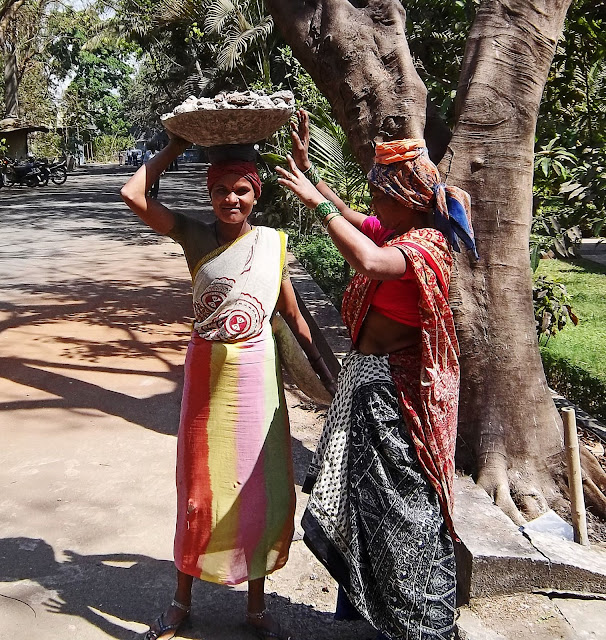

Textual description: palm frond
[307,113,367,203]
[156,0,202,24]
[216,16,272,70]
[205,0,236,34]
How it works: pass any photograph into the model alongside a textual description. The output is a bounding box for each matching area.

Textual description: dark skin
[121,137,335,637]
[279,110,431,355]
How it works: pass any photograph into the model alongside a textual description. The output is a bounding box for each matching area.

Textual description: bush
[92,134,135,163]
[288,231,350,308]
[541,348,606,423]
[533,274,578,344]
[30,132,63,160]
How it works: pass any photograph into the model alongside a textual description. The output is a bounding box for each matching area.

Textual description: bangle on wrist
[323,211,342,229]
[303,163,321,186]
[314,200,340,222]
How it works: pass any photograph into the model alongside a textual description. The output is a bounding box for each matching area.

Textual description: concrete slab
[453,476,549,600]
[554,597,606,639]
[579,239,606,267]
[454,476,606,601]
[522,530,606,594]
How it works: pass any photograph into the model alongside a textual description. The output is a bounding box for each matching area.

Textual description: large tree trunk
[264,0,427,169]
[4,48,19,117]
[266,0,606,522]
[440,0,573,522]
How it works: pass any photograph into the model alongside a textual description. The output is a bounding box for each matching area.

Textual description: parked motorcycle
[48,159,68,185]
[3,158,46,187]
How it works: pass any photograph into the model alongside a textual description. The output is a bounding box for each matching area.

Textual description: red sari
[342,226,460,539]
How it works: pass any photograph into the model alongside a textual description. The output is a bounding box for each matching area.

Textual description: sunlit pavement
[0,164,370,640]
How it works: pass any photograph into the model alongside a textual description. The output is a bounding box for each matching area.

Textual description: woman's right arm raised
[290,110,367,230]
[120,137,189,234]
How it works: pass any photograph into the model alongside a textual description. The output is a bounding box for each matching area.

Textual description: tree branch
[265,0,427,169]
[0,0,27,42]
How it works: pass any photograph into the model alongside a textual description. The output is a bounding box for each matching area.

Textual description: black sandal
[246,609,292,640]
[144,599,191,640]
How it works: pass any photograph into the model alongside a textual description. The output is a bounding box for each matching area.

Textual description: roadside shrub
[92,134,135,163]
[288,231,350,308]
[533,274,578,344]
[541,349,606,423]
[29,132,63,160]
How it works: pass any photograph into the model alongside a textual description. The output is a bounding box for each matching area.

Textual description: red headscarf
[206,161,262,198]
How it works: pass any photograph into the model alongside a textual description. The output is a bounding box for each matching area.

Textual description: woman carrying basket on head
[121,135,335,640]
[277,110,478,640]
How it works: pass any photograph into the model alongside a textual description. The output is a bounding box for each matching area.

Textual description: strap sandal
[246,609,293,640]
[143,600,191,640]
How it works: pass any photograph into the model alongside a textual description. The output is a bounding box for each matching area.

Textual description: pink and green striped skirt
[174,329,295,585]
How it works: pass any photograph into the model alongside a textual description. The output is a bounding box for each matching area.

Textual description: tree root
[473,446,606,531]
[580,445,606,520]
[476,452,551,525]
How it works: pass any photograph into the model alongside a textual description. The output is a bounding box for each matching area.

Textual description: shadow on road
[0,537,361,640]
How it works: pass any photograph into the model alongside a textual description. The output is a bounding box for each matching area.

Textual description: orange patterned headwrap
[368,139,478,259]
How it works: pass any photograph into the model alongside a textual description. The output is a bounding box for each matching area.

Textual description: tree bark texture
[4,48,18,117]
[0,0,27,43]
[263,0,427,168]
[266,0,604,522]
[441,0,573,521]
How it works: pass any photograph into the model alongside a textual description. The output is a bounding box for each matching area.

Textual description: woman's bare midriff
[356,309,421,355]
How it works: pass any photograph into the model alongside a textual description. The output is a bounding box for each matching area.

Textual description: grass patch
[535,257,606,420]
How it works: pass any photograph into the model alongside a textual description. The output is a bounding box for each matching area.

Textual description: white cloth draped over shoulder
[191,226,287,342]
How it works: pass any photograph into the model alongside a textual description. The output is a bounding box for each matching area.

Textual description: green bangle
[323,211,342,228]
[314,200,339,222]
[303,163,322,186]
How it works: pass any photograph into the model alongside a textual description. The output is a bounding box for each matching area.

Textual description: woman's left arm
[276,277,337,397]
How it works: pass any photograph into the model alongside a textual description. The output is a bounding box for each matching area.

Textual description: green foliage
[536,257,606,420]
[30,131,62,159]
[404,0,478,123]
[533,274,578,344]
[92,133,135,162]
[308,108,369,210]
[541,349,606,423]
[533,1,606,241]
[288,231,350,309]
[59,43,135,136]
[154,0,278,94]
[0,138,7,158]
[559,146,606,237]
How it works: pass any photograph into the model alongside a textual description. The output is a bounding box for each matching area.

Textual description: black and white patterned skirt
[302,351,456,640]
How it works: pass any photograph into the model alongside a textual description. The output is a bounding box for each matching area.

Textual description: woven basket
[161,107,293,146]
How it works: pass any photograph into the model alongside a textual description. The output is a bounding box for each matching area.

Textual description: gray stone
[453,476,549,601]
[522,530,606,594]
[454,476,606,602]
[456,609,507,640]
[554,597,606,639]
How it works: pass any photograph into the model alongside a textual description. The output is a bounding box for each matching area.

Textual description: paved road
[0,165,371,640]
